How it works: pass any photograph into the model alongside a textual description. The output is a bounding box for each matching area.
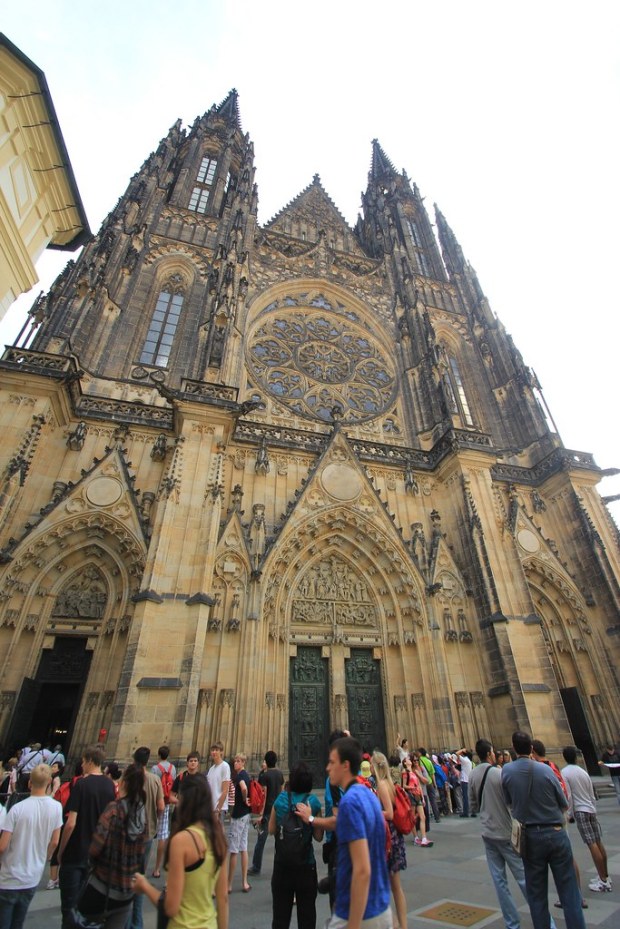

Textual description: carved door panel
[345,649,386,754]
[289,647,330,787]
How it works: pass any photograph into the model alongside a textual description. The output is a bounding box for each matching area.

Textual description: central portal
[345,648,386,755]
[289,647,330,786]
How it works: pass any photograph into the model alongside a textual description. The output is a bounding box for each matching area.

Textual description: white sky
[2,1,619,522]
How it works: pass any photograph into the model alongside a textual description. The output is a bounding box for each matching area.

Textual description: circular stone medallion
[517,528,540,553]
[321,463,362,501]
[86,477,123,507]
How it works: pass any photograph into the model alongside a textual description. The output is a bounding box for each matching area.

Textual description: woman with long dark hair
[134,774,228,929]
[77,763,148,929]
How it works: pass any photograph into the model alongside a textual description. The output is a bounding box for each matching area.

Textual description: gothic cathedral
[1,92,618,775]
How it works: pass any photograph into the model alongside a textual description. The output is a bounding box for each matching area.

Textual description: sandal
[152,870,161,878]
[242,884,252,893]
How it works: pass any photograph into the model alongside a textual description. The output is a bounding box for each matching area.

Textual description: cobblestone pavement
[23,795,620,929]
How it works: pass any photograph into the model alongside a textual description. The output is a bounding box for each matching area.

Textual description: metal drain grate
[417,901,497,927]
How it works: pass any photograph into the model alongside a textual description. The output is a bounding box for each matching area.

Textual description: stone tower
[0,93,618,775]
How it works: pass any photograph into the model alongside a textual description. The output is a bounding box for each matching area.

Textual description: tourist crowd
[0,732,617,929]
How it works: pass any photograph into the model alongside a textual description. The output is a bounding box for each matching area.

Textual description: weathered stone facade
[0,92,618,774]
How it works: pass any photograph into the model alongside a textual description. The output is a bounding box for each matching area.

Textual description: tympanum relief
[291,556,378,628]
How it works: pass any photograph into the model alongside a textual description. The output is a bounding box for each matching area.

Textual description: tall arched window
[448,356,474,426]
[140,283,185,367]
[188,156,217,213]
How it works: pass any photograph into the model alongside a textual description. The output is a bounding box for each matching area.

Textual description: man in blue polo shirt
[326,736,391,929]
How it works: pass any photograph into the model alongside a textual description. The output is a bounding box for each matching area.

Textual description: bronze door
[289,647,330,787]
[345,648,386,755]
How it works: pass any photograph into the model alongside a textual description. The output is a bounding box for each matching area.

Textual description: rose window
[247,303,396,423]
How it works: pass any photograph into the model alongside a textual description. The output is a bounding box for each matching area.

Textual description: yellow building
[0,92,618,777]
[0,34,89,317]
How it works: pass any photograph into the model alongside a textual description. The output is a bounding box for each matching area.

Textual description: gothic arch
[523,558,593,689]
[0,511,145,681]
[261,505,425,645]
[522,555,620,747]
[144,245,209,281]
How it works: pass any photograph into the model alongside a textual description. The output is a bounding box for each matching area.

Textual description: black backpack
[274,791,311,868]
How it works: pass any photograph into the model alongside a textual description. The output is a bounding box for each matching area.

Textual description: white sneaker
[588,877,612,892]
[46,879,58,890]
[420,837,434,847]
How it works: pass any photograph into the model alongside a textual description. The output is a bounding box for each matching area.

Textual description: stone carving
[208,617,222,632]
[66,421,87,451]
[85,692,99,710]
[276,693,286,710]
[455,691,469,708]
[1,610,19,628]
[151,434,168,461]
[394,695,406,710]
[219,688,235,708]
[255,438,270,475]
[249,503,266,567]
[265,692,275,709]
[404,461,419,495]
[291,556,377,628]
[24,614,39,631]
[52,566,108,619]
[199,688,214,707]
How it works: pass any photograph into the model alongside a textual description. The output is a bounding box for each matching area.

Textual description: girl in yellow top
[134,775,228,929]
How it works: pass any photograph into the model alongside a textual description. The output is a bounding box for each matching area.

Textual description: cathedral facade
[0,92,618,776]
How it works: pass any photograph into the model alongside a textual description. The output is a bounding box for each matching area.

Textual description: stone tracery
[247,303,396,424]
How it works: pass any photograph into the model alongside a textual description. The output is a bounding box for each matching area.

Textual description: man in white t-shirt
[562,745,612,894]
[206,741,231,820]
[0,763,63,928]
[457,748,474,817]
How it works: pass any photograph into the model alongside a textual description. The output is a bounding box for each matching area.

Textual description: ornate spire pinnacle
[434,204,465,275]
[369,139,398,181]
[217,88,241,129]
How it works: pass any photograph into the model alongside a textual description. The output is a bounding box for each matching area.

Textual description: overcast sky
[2,1,619,522]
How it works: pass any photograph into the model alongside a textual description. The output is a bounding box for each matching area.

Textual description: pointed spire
[217,89,242,129]
[370,139,398,181]
[434,204,465,275]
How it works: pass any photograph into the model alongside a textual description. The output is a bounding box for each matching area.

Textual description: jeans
[125,838,153,929]
[461,782,470,816]
[0,887,37,929]
[611,777,620,805]
[252,819,268,872]
[523,826,585,929]
[59,863,88,929]
[427,784,441,822]
[483,837,525,929]
[271,861,317,929]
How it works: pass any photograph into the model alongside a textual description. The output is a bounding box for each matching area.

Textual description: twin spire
[199,90,465,264]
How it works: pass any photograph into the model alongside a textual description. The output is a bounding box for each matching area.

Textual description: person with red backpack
[150,746,176,879]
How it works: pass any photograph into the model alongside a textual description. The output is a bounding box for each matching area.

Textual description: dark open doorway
[560,686,599,775]
[5,637,92,756]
